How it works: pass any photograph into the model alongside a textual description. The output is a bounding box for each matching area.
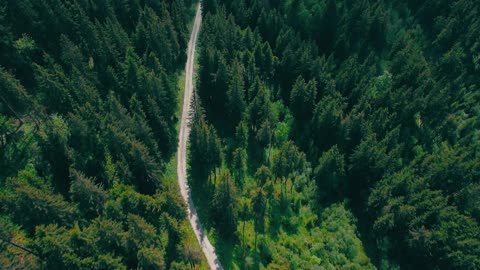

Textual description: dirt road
[177,3,223,270]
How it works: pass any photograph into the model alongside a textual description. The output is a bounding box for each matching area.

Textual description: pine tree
[290,76,317,122]
[189,114,222,184]
[238,197,250,250]
[248,81,273,132]
[311,94,345,153]
[70,169,107,219]
[0,1,14,67]
[202,0,218,15]
[244,53,258,96]
[251,187,266,248]
[271,141,306,182]
[235,120,249,149]
[314,145,346,202]
[207,123,222,183]
[211,170,238,238]
[254,165,273,186]
[227,61,247,128]
[38,115,72,196]
[0,67,30,116]
[232,147,247,184]
[261,42,275,79]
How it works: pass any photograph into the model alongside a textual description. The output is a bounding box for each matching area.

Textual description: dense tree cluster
[189,0,480,269]
[0,0,203,269]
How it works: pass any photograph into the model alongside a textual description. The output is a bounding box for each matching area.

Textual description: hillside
[0,0,206,269]
[188,0,480,269]
[1,0,479,269]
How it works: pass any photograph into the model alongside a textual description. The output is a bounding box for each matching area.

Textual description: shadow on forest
[188,169,236,269]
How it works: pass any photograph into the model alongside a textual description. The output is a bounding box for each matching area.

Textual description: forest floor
[176,3,224,269]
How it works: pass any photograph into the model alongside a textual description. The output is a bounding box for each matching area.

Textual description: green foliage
[189,114,222,182]
[0,216,38,268]
[234,120,248,149]
[226,60,247,128]
[271,141,306,181]
[314,145,346,202]
[232,147,247,184]
[311,94,345,153]
[368,146,480,269]
[290,76,317,121]
[196,0,480,269]
[313,204,375,269]
[0,0,201,268]
[70,169,107,219]
[211,170,239,239]
[248,80,273,132]
[137,247,165,270]
[251,187,266,242]
[1,165,77,235]
[254,166,273,186]
[0,115,34,180]
[2,0,479,268]
[38,115,72,196]
[0,67,31,115]
[14,34,36,52]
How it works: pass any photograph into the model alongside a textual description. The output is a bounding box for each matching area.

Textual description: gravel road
[177,3,223,270]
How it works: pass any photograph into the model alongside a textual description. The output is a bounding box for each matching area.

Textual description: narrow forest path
[177,3,223,270]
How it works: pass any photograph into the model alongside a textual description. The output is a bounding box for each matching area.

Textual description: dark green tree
[226,61,247,128]
[232,147,247,184]
[251,187,266,248]
[311,94,345,153]
[314,145,346,202]
[211,170,238,238]
[189,114,222,184]
[290,76,317,122]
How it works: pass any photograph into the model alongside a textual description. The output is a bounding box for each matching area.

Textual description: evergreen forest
[1,0,479,269]
[189,0,480,269]
[0,0,207,269]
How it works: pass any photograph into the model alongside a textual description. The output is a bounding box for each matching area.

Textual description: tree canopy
[0,0,204,268]
[188,0,480,269]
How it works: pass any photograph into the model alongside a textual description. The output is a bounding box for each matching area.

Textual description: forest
[189,0,480,269]
[1,0,479,269]
[0,0,207,269]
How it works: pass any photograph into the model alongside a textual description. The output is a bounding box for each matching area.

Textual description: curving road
[177,3,223,270]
